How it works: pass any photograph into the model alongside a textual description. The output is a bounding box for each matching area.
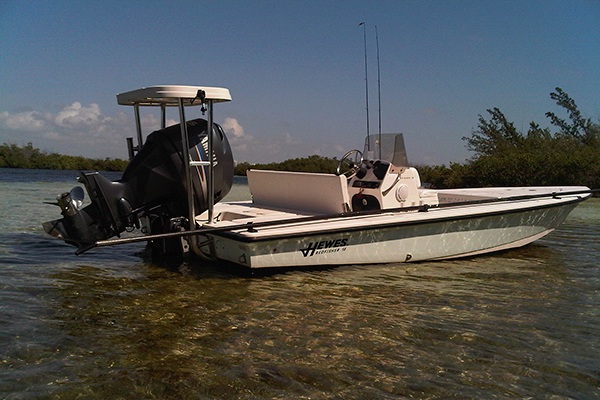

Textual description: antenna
[359,22,370,152]
[376,25,382,159]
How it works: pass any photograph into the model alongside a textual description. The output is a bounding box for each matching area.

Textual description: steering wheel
[336,149,364,177]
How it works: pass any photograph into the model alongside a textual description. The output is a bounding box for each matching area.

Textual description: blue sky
[1,0,599,165]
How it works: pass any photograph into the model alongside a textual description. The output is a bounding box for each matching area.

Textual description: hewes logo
[300,238,348,257]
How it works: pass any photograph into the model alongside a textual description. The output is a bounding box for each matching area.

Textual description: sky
[1,0,599,166]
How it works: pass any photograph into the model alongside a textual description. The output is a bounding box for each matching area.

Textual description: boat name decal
[300,238,348,257]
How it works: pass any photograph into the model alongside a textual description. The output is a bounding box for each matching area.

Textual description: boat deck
[195,186,590,242]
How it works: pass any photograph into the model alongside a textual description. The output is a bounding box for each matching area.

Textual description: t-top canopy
[116,85,232,107]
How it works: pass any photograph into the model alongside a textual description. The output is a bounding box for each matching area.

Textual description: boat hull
[200,195,584,269]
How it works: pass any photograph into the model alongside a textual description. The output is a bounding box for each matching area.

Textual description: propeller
[70,186,85,209]
[45,186,85,214]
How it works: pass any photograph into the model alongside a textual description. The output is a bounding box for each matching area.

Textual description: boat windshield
[364,133,408,167]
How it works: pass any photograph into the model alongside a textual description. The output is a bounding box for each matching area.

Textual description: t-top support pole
[178,98,195,230]
[207,99,215,225]
[134,103,143,150]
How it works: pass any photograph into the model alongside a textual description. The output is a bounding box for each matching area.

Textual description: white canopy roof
[116,85,232,107]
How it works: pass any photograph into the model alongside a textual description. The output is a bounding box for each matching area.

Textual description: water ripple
[1,170,599,399]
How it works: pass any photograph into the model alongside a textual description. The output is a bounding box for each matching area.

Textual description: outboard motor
[43,118,234,253]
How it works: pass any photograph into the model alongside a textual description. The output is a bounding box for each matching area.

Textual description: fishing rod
[359,22,370,153]
[376,25,382,160]
[76,188,597,254]
[360,23,383,159]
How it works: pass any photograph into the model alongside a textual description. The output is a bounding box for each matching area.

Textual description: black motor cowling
[43,118,234,252]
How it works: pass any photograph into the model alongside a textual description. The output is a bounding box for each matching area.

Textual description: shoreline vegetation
[0,142,128,172]
[2,89,598,189]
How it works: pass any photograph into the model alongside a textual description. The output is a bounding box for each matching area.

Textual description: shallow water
[1,168,599,399]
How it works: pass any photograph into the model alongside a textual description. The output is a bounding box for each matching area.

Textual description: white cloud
[283,132,299,144]
[140,113,177,133]
[233,143,248,152]
[0,110,48,131]
[42,131,61,140]
[222,117,245,138]
[55,102,106,128]
[0,105,349,163]
[0,103,135,158]
[334,144,346,153]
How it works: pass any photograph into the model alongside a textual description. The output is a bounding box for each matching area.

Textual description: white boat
[43,85,593,270]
